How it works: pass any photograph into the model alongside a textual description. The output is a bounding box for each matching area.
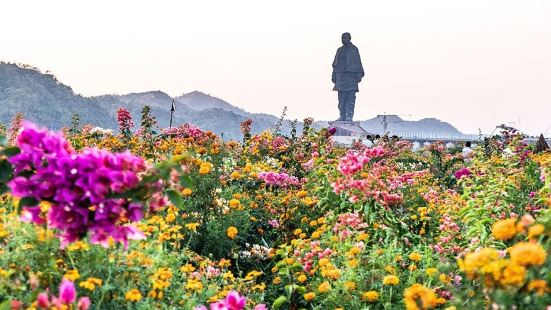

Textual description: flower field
[0,110,550,309]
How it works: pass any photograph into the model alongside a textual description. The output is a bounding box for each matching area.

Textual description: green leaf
[19,196,39,208]
[2,146,20,157]
[0,160,12,181]
[0,136,7,146]
[180,175,193,189]
[272,296,288,309]
[166,189,183,208]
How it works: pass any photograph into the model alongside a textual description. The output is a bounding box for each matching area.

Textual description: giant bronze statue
[332,32,364,121]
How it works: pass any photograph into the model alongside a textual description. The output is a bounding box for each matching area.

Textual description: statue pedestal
[328,121,371,137]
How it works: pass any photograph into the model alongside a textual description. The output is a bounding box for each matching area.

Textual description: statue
[332,32,364,121]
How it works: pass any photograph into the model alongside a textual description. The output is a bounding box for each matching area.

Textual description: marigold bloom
[409,252,422,262]
[528,224,545,239]
[304,292,316,301]
[185,223,199,232]
[63,270,80,281]
[383,275,399,286]
[317,281,331,293]
[509,242,547,266]
[527,279,549,295]
[296,191,308,198]
[491,219,517,241]
[182,188,193,196]
[344,281,356,291]
[403,283,438,310]
[125,289,142,302]
[362,291,379,302]
[227,226,238,239]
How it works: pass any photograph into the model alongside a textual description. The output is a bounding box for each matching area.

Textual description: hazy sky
[1,0,550,135]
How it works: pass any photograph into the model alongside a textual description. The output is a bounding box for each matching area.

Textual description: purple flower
[7,122,153,248]
[454,167,471,179]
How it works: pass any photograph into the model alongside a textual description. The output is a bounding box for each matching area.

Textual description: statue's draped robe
[332,43,364,91]
[332,43,364,121]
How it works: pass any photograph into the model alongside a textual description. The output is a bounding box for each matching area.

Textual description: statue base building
[328,121,371,137]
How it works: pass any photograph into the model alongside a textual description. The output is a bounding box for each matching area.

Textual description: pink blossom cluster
[195,291,266,310]
[35,279,90,310]
[297,240,334,273]
[116,107,134,133]
[257,171,300,187]
[8,122,151,248]
[162,123,204,139]
[332,156,426,206]
[332,212,369,241]
[337,146,385,177]
[454,167,471,179]
[432,214,461,254]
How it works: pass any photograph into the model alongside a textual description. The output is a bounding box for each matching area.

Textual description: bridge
[333,131,549,148]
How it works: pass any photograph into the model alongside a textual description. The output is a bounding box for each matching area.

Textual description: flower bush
[0,113,549,309]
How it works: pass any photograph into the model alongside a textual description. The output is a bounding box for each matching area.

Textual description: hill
[0,62,467,140]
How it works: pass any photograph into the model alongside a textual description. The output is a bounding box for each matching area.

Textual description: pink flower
[59,279,76,304]
[77,297,91,310]
[225,291,246,310]
[37,293,50,308]
[254,304,267,310]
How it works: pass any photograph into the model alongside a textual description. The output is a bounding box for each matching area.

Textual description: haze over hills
[0,62,470,140]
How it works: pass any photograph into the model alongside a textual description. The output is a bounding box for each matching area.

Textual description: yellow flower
[226,226,238,239]
[230,171,240,179]
[125,289,142,302]
[383,275,399,286]
[229,199,241,208]
[318,281,331,293]
[491,218,517,241]
[185,222,199,232]
[362,291,379,302]
[509,242,546,266]
[79,277,102,291]
[64,269,80,281]
[180,264,196,273]
[199,162,212,174]
[358,233,369,241]
[426,268,438,276]
[273,276,281,284]
[186,278,204,291]
[297,274,307,283]
[458,248,499,279]
[166,213,176,223]
[528,224,545,239]
[500,262,526,286]
[304,292,316,301]
[344,281,356,291]
[296,190,308,198]
[409,252,422,262]
[403,283,438,310]
[182,188,193,196]
[439,274,451,284]
[527,279,549,295]
[319,258,330,267]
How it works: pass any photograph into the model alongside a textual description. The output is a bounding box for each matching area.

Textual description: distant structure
[328,32,371,138]
[536,134,550,153]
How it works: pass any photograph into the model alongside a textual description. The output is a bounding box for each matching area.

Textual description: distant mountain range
[0,62,469,140]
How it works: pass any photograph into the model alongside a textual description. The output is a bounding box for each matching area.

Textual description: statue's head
[341,32,351,45]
